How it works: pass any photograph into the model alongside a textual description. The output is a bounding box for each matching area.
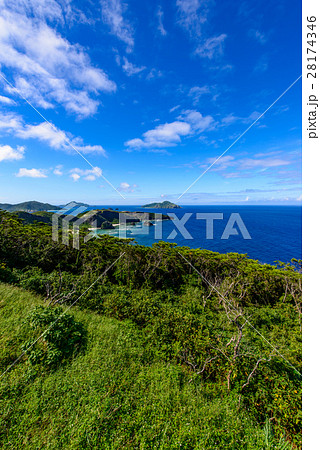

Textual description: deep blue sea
[89,205,301,265]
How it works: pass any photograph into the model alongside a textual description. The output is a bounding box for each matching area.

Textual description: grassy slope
[0,283,274,449]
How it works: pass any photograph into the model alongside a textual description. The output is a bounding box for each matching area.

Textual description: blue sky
[0,0,301,205]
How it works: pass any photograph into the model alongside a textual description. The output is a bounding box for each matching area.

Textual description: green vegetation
[101,220,115,230]
[0,200,58,212]
[12,210,54,225]
[77,208,172,228]
[22,305,87,368]
[0,284,296,449]
[0,199,89,214]
[0,210,302,448]
[77,208,132,227]
[142,201,181,208]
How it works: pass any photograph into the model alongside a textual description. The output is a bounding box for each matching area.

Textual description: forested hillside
[0,210,302,448]
[0,201,57,212]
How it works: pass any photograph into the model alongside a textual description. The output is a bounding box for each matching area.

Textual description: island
[76,208,173,231]
[141,201,181,209]
[0,200,58,213]
[61,201,90,209]
[0,200,89,213]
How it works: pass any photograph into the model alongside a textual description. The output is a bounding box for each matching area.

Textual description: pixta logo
[118,212,251,240]
[52,206,98,249]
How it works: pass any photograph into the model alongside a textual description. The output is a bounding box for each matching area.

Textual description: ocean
[89,205,301,265]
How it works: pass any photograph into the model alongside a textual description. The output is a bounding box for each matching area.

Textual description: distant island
[0,201,58,213]
[60,201,90,209]
[0,200,92,213]
[141,201,181,209]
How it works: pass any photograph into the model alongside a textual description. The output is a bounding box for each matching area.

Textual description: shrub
[101,220,114,229]
[22,306,87,368]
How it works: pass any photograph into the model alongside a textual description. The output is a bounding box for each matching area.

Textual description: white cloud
[188,85,213,104]
[101,0,134,51]
[4,0,64,22]
[122,57,146,76]
[220,114,239,126]
[249,29,267,44]
[176,0,209,36]
[69,167,102,181]
[16,167,47,178]
[17,122,66,149]
[9,77,54,109]
[0,112,106,155]
[146,68,163,80]
[199,153,292,178]
[117,181,137,192]
[176,2,230,70]
[220,111,261,127]
[71,143,106,155]
[194,34,227,59]
[0,95,15,105]
[0,112,23,131]
[125,109,215,150]
[125,121,191,150]
[240,157,291,170]
[203,155,235,171]
[70,173,80,182]
[157,6,167,36]
[53,165,63,176]
[179,110,216,132]
[0,4,116,117]
[0,144,24,161]
[169,105,180,113]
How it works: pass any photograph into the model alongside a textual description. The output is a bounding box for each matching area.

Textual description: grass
[0,283,287,449]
